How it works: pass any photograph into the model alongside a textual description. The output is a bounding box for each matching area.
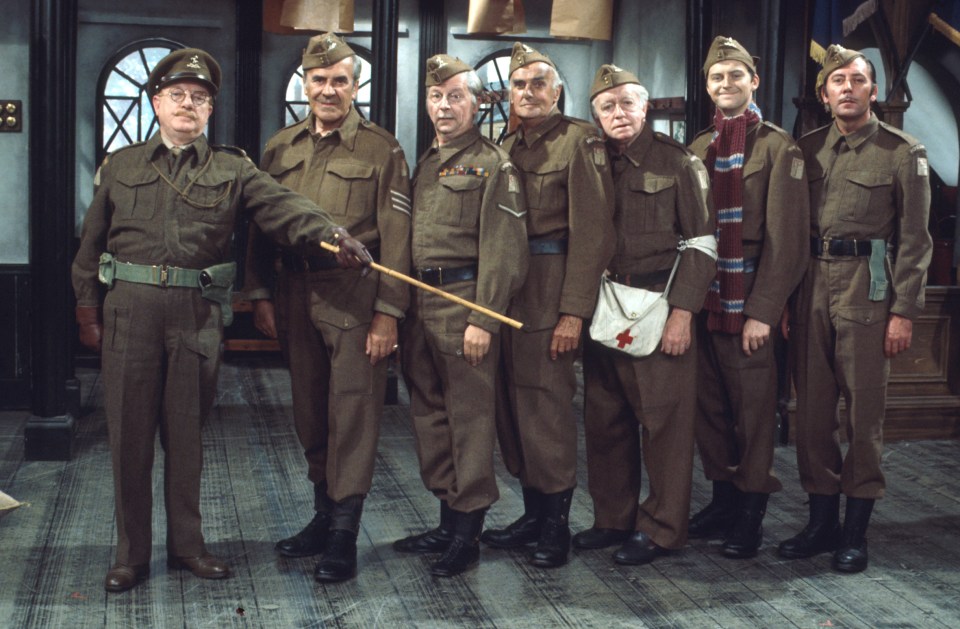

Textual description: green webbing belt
[112,260,203,288]
[868,239,888,302]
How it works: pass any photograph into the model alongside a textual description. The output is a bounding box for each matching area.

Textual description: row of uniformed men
[72,32,930,592]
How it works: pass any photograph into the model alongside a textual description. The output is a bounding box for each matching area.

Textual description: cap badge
[187,55,201,69]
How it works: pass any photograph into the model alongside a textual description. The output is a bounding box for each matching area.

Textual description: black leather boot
[613,531,666,565]
[778,493,842,559]
[832,497,874,573]
[393,500,456,554]
[571,527,631,550]
[529,488,573,568]
[481,487,543,548]
[315,495,364,582]
[276,484,332,558]
[431,508,485,577]
[688,480,740,539]
[721,492,768,558]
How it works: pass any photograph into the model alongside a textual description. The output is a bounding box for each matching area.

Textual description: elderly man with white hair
[574,65,716,566]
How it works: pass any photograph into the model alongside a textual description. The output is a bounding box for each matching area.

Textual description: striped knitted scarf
[704,102,762,334]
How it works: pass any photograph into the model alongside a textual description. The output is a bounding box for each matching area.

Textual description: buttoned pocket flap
[440,175,484,191]
[846,170,892,188]
[265,154,305,177]
[327,161,375,180]
[631,176,674,194]
[116,169,160,187]
[838,304,885,326]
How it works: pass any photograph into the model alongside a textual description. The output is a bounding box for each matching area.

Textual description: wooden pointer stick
[320,241,524,330]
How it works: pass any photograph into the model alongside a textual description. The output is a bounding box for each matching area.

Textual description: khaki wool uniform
[688,120,809,494]
[794,114,931,499]
[583,124,716,549]
[496,111,615,493]
[402,126,528,514]
[242,108,411,503]
[72,133,342,566]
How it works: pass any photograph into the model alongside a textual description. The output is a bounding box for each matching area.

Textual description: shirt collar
[828,112,879,151]
[516,109,563,148]
[608,123,653,168]
[307,107,361,151]
[436,126,481,167]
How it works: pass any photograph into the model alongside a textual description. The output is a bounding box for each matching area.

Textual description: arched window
[473,48,567,145]
[96,39,192,165]
[283,45,374,126]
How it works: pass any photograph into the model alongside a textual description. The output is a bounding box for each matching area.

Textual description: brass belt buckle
[821,237,831,255]
[158,265,169,287]
[437,268,444,285]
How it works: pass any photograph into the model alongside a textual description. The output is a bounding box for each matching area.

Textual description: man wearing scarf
[779,45,931,573]
[688,37,809,559]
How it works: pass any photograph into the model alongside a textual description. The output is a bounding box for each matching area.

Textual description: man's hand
[661,308,692,356]
[331,227,373,273]
[741,317,771,357]
[550,314,583,360]
[76,306,103,353]
[366,312,398,365]
[884,314,913,358]
[463,324,492,366]
[780,307,791,340]
[253,299,277,339]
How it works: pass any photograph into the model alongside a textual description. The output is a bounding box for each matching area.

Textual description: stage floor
[1,355,958,628]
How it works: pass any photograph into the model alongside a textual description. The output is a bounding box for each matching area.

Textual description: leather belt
[415,264,477,287]
[528,238,568,255]
[811,236,874,257]
[281,247,379,272]
[611,256,759,289]
[610,268,672,288]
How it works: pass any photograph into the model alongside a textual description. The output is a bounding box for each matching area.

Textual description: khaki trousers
[102,281,221,565]
[582,339,697,549]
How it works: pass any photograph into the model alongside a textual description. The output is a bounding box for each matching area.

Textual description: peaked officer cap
[148,48,221,97]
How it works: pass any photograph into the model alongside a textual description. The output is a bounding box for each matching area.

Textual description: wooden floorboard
[2,355,960,628]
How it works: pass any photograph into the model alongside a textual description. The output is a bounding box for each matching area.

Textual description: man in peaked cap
[779,44,931,572]
[576,64,716,566]
[241,32,411,583]
[392,54,528,577]
[687,36,809,559]
[72,47,371,592]
[482,42,614,569]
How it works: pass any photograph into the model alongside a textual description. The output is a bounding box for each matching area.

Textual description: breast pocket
[265,154,306,189]
[524,160,566,212]
[625,175,676,233]
[325,160,376,218]
[438,175,483,227]
[113,169,161,220]
[188,171,235,224]
[840,170,893,225]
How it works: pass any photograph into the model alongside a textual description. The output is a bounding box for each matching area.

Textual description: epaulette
[759,120,797,141]
[798,123,831,143]
[213,144,250,159]
[877,120,923,147]
[358,117,404,147]
[107,140,147,159]
[566,115,599,133]
[691,126,715,143]
[652,130,688,152]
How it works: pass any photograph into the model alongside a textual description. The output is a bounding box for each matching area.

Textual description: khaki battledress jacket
[241,108,411,501]
[495,110,615,493]
[402,126,528,513]
[792,114,932,498]
[688,119,810,494]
